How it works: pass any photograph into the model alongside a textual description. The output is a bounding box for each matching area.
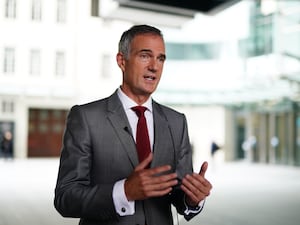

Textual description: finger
[150,164,173,175]
[146,176,178,191]
[199,161,208,177]
[145,187,173,198]
[181,185,199,204]
[182,174,210,196]
[135,153,153,171]
[142,175,178,198]
[181,178,209,205]
[181,174,201,193]
[139,165,178,188]
[150,171,178,184]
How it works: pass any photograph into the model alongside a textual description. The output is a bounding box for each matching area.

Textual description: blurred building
[0,0,299,166]
[0,0,125,158]
[224,0,300,166]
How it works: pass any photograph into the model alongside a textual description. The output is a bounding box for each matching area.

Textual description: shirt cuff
[112,179,135,216]
[183,196,205,216]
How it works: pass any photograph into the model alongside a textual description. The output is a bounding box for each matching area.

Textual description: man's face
[117,34,166,103]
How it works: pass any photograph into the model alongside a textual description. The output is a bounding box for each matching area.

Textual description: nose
[147,58,159,73]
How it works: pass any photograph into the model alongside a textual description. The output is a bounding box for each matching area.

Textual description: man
[54,24,212,225]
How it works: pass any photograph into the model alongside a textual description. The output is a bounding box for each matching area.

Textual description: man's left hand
[180,161,213,207]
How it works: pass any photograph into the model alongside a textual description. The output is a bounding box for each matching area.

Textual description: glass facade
[166,42,220,60]
[162,1,300,166]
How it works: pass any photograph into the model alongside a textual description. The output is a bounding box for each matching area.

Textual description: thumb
[135,152,153,171]
[199,161,208,177]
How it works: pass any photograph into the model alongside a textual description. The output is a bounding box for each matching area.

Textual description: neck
[120,86,151,105]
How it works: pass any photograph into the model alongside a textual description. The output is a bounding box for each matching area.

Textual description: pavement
[0,158,299,225]
[179,161,300,225]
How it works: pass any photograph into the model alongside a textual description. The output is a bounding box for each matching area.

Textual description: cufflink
[121,207,126,213]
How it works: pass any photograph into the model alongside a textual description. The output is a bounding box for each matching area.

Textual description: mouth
[144,75,156,81]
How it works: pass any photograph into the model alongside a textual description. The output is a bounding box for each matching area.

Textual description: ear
[116,52,126,71]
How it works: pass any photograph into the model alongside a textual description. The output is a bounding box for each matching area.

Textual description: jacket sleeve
[168,114,203,221]
[54,105,118,222]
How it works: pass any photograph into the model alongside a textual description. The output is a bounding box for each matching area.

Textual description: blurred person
[1,131,13,160]
[210,141,220,157]
[54,24,212,225]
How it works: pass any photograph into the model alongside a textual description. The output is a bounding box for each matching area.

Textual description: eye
[158,55,166,63]
[140,53,151,60]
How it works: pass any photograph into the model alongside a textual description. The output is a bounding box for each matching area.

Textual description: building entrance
[28,108,68,157]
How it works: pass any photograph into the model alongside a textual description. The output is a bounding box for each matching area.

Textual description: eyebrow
[139,49,166,60]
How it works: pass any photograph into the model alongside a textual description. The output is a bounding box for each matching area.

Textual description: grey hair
[118,24,164,59]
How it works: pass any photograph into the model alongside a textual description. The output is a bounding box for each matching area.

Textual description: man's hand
[124,153,178,201]
[180,161,213,207]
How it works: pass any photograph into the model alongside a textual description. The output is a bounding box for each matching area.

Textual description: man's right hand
[124,153,178,201]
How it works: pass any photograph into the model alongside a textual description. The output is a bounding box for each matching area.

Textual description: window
[5,0,16,18]
[39,109,48,120]
[1,100,14,114]
[31,0,42,21]
[55,51,65,76]
[3,48,15,74]
[91,0,99,17]
[30,49,41,75]
[57,0,66,23]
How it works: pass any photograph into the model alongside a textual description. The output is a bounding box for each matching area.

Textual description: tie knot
[131,106,147,118]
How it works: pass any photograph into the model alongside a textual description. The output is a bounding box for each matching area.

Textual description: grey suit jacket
[54,90,199,225]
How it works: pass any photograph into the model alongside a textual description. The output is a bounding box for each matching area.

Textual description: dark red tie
[131,106,151,162]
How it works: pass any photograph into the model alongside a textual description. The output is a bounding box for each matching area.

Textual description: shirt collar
[117,87,153,112]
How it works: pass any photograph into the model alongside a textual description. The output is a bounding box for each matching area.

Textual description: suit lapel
[107,91,139,167]
[105,93,175,168]
[152,102,173,168]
